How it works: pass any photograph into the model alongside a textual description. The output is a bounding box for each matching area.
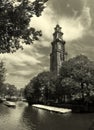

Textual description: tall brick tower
[50,25,66,75]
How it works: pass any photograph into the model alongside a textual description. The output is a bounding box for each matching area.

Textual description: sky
[0,0,94,89]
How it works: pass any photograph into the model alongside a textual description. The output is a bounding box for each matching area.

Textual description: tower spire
[50,25,66,75]
[53,24,63,41]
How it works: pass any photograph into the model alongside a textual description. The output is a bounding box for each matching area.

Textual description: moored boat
[0,98,6,103]
[32,104,72,114]
[3,101,16,107]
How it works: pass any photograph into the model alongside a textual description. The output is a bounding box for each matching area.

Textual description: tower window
[58,44,61,50]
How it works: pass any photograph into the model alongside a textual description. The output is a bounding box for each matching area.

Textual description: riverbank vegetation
[0,61,19,101]
[24,55,94,112]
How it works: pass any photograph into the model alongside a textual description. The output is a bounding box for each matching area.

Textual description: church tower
[50,25,66,75]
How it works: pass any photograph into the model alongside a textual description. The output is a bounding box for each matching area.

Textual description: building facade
[50,25,66,75]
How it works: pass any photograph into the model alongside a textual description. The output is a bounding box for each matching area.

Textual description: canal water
[0,102,94,130]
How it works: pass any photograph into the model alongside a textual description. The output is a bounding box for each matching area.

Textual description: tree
[5,84,17,97]
[0,61,6,84]
[36,72,56,103]
[24,71,56,105]
[2,83,17,96]
[0,61,6,96]
[0,0,48,53]
[61,78,79,102]
[56,77,79,103]
[60,55,94,102]
[24,76,41,105]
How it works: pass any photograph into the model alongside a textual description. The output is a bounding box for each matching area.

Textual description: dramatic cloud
[79,6,92,28]
[48,0,84,18]
[66,34,94,60]
[31,9,84,42]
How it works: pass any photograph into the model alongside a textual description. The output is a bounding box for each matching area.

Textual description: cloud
[2,43,50,88]
[66,33,94,61]
[48,0,84,18]
[31,7,85,42]
[59,18,84,41]
[1,46,42,66]
[86,0,94,34]
[79,6,92,28]
[30,0,92,43]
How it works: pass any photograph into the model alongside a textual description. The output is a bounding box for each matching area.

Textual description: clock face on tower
[56,33,62,40]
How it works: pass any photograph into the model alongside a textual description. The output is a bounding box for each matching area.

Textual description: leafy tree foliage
[0,61,6,85]
[0,83,17,98]
[25,55,94,106]
[60,55,94,101]
[24,71,56,105]
[25,76,41,105]
[0,61,18,98]
[5,83,17,96]
[56,77,79,103]
[0,0,48,53]
[36,72,56,103]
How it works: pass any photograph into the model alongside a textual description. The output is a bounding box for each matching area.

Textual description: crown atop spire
[53,24,63,41]
[54,24,62,32]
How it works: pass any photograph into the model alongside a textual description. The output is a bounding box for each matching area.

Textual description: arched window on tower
[58,43,61,50]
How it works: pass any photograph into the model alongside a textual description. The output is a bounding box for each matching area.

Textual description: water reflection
[0,102,94,130]
[0,104,10,116]
[21,106,89,130]
[21,107,39,130]
[21,105,94,130]
[21,106,73,130]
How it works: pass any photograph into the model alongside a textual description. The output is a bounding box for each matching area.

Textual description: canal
[0,102,94,130]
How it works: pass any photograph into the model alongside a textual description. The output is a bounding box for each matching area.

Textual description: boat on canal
[3,101,16,108]
[32,104,72,114]
[0,98,6,103]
